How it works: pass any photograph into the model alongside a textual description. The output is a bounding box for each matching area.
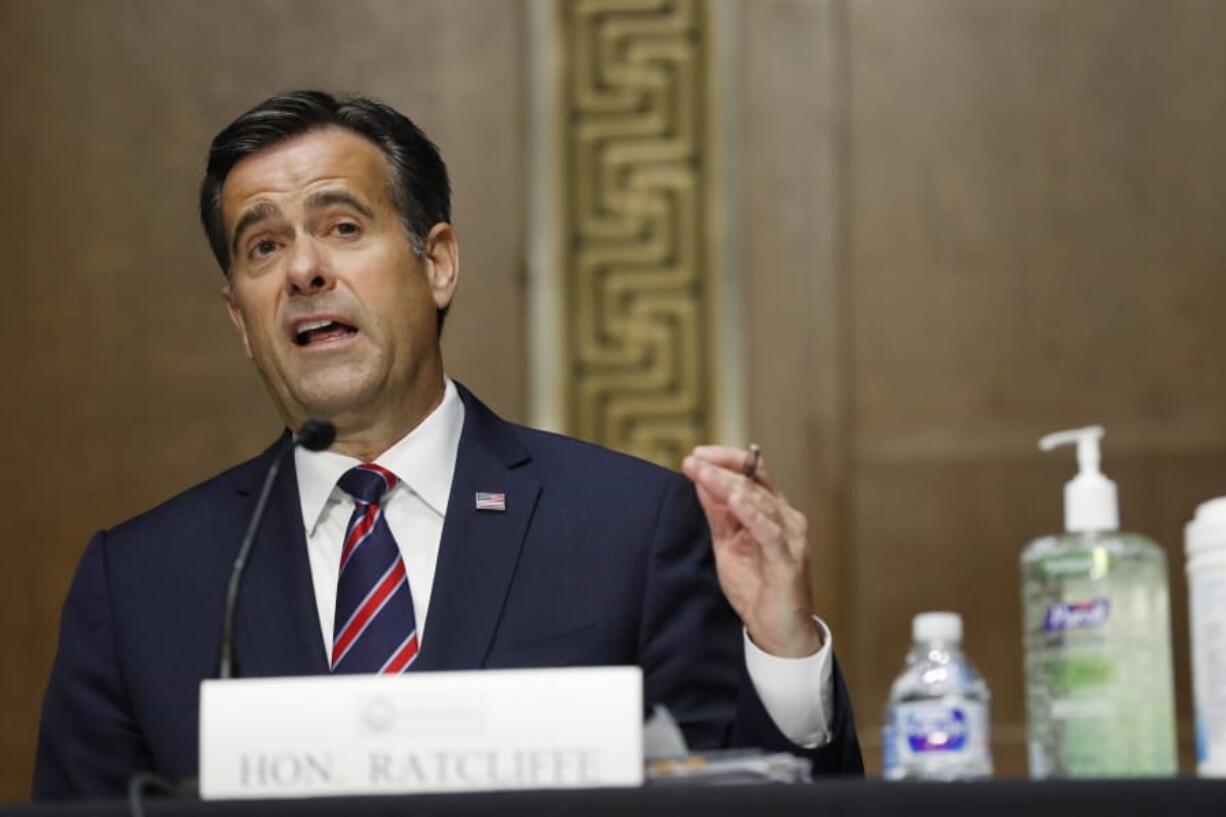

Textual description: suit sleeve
[636,474,863,774]
[33,531,154,799]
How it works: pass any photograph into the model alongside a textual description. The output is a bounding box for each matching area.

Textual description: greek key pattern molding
[556,0,718,468]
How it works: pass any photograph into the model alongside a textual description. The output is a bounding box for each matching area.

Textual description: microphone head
[295,419,336,452]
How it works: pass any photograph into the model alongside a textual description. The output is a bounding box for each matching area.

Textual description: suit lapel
[232,434,330,678]
[415,386,540,671]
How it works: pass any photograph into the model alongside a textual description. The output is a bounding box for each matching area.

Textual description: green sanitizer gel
[1021,426,1177,777]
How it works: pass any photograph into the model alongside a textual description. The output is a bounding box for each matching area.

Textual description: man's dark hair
[199,90,452,326]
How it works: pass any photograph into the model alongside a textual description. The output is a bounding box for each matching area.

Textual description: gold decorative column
[531,0,738,468]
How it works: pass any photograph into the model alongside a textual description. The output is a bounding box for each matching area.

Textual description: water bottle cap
[912,612,962,644]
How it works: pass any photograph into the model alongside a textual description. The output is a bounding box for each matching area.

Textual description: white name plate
[199,666,643,800]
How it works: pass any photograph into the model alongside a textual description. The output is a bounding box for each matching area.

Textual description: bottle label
[1038,554,1097,577]
[1189,569,1226,772]
[892,700,988,758]
[1022,546,1179,776]
[1044,598,1111,632]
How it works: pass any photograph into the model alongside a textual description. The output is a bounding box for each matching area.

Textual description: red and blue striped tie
[331,464,419,674]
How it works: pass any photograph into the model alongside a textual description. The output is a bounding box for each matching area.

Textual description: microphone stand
[218,420,335,680]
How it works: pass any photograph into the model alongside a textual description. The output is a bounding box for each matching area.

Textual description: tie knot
[338,464,398,506]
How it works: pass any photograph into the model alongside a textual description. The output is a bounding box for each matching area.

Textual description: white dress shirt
[294,377,835,747]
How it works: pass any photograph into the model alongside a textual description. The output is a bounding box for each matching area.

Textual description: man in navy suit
[34,91,862,799]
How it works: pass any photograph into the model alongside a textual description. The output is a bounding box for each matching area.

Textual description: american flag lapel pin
[475,491,507,512]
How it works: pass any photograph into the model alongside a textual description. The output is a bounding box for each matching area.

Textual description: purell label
[1044,598,1111,632]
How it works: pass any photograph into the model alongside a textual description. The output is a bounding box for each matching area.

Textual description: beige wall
[0,0,525,799]
[4,0,1226,800]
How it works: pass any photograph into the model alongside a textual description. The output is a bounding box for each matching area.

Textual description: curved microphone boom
[217,419,335,679]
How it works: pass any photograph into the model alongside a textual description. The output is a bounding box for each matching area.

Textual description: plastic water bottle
[883,612,993,780]
[1187,497,1226,776]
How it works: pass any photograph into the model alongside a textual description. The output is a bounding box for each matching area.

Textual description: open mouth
[293,318,359,347]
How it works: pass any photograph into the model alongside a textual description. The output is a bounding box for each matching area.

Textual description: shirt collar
[294,377,466,535]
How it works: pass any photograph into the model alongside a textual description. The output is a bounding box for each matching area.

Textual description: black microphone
[218,419,336,679]
[296,418,337,453]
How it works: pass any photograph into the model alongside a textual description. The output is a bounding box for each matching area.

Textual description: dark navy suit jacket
[34,385,862,798]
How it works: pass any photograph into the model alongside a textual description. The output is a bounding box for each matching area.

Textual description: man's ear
[220,283,253,360]
[422,222,459,311]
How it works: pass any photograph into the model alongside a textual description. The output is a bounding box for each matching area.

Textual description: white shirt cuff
[742,616,835,748]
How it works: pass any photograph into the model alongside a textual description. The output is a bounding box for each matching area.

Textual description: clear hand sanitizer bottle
[1022,426,1177,777]
[883,612,993,780]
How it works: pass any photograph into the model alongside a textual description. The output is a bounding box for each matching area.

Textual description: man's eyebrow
[230,202,282,257]
[305,190,375,219]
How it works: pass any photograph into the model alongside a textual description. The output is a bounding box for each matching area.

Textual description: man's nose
[284,236,335,295]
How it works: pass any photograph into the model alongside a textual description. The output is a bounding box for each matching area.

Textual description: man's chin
[281,380,381,423]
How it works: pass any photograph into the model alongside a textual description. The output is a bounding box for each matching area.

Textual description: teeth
[297,319,334,333]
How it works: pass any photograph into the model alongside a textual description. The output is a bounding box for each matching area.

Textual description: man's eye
[250,239,278,258]
[334,222,360,237]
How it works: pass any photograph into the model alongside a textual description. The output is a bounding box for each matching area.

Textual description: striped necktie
[330,464,420,674]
